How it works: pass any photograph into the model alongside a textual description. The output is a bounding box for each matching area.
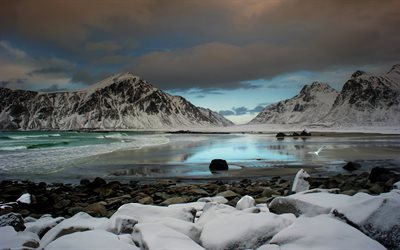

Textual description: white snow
[132,223,205,250]
[17,193,31,204]
[0,225,40,250]
[236,195,256,210]
[393,180,400,189]
[45,229,139,250]
[40,212,109,247]
[291,169,310,193]
[25,216,64,237]
[261,214,385,250]
[197,196,228,204]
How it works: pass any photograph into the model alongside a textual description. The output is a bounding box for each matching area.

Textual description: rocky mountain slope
[249,64,400,126]
[0,73,233,130]
[198,107,234,127]
[323,64,400,125]
[249,82,339,124]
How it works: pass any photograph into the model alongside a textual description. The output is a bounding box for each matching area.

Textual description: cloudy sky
[1,0,399,123]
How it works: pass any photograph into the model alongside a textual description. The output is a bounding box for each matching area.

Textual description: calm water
[0,131,399,182]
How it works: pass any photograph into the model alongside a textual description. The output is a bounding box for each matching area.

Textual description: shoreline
[1,168,398,219]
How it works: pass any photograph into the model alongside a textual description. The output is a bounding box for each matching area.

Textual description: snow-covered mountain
[249,64,400,127]
[323,65,400,125]
[198,107,234,127]
[0,73,233,130]
[249,82,339,124]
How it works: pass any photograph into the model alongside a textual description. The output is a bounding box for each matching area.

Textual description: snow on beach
[1,170,398,250]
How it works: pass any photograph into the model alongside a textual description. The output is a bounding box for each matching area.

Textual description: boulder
[161,197,191,206]
[198,196,228,204]
[236,195,256,210]
[0,226,40,250]
[88,177,107,188]
[300,129,311,136]
[259,215,385,250]
[369,167,399,183]
[209,159,229,171]
[132,223,204,250]
[25,216,64,238]
[215,190,238,199]
[0,212,25,231]
[45,229,138,250]
[83,202,108,217]
[342,162,362,171]
[291,169,310,193]
[0,204,14,215]
[276,132,287,138]
[332,190,400,249]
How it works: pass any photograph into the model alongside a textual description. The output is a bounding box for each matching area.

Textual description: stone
[369,167,399,183]
[343,162,362,171]
[369,184,384,194]
[276,132,286,138]
[0,212,25,231]
[79,179,90,186]
[0,204,13,215]
[84,203,108,217]
[161,197,191,206]
[262,187,281,198]
[0,226,40,250]
[215,190,238,199]
[138,196,154,205]
[341,190,357,196]
[300,130,311,136]
[236,195,256,210]
[209,159,229,171]
[89,177,107,188]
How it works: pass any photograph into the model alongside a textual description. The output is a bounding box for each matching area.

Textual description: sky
[0,0,399,124]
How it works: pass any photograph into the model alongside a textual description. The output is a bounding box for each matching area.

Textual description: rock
[291,169,310,193]
[269,189,350,217]
[369,167,399,183]
[0,226,40,250]
[0,212,25,231]
[199,205,294,250]
[84,203,108,217]
[108,214,138,234]
[215,190,238,199]
[369,184,384,194]
[46,229,139,250]
[262,187,281,198]
[260,215,385,250]
[0,204,14,215]
[300,129,311,136]
[16,193,31,204]
[138,196,154,205]
[276,132,287,138]
[393,181,400,189]
[79,179,90,186]
[89,177,107,188]
[341,190,357,196]
[209,159,229,171]
[25,216,64,238]
[197,196,228,204]
[132,223,204,250]
[53,199,71,211]
[332,190,400,249]
[343,162,362,171]
[40,212,109,247]
[161,197,191,206]
[292,132,300,137]
[236,195,256,210]
[187,188,209,196]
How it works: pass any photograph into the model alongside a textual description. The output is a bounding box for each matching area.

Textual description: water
[0,132,399,182]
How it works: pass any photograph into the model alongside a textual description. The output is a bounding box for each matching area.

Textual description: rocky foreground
[0,167,399,250]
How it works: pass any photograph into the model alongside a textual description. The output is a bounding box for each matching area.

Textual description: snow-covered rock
[393,181,400,189]
[0,72,233,130]
[332,189,400,249]
[249,82,339,124]
[260,214,385,250]
[197,196,228,204]
[45,230,138,250]
[198,107,234,127]
[25,216,64,238]
[291,169,310,193]
[132,223,204,250]
[0,226,40,250]
[236,195,256,210]
[269,189,349,217]
[199,209,294,250]
[17,193,31,204]
[40,212,109,247]
[108,203,196,234]
[0,212,25,231]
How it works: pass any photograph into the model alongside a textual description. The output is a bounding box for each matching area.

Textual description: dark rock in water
[209,159,229,171]
[369,167,399,183]
[343,162,361,171]
[292,132,300,137]
[276,132,286,139]
[0,213,25,231]
[80,179,90,186]
[89,177,107,188]
[300,130,311,136]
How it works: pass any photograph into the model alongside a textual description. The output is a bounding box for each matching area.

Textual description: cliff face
[0,73,232,130]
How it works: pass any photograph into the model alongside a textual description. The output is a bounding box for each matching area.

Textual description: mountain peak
[300,82,335,95]
[84,72,143,93]
[387,64,400,75]
[351,70,367,78]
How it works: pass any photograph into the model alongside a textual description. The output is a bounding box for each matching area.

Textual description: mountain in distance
[249,82,339,124]
[249,64,400,127]
[323,64,400,125]
[0,72,233,130]
[198,107,234,127]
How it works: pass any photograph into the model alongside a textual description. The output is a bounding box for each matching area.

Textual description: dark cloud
[0,78,26,88]
[250,105,265,113]
[28,67,72,76]
[232,106,248,115]
[219,110,235,116]
[39,84,66,92]
[0,0,399,91]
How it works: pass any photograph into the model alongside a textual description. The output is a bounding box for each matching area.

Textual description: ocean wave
[7,134,62,140]
[0,146,28,151]
[26,141,69,149]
